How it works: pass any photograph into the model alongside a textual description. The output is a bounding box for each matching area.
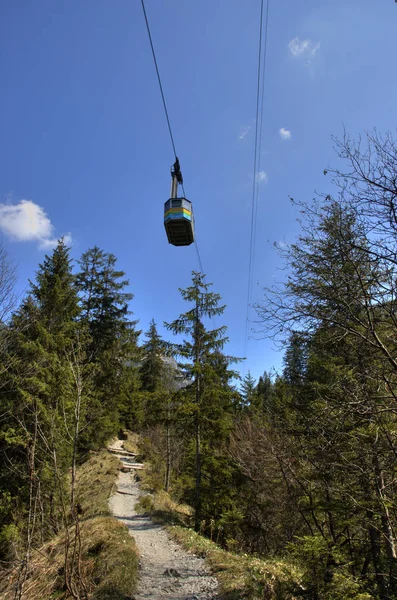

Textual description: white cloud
[39,233,72,251]
[256,171,268,184]
[288,37,320,61]
[238,125,250,140]
[0,199,72,250]
[279,128,291,140]
[0,200,52,241]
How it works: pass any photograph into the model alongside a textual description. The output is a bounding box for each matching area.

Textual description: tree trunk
[367,509,389,599]
[194,410,201,532]
[165,402,171,492]
[15,405,39,600]
[373,452,397,594]
[194,301,202,533]
[65,343,89,600]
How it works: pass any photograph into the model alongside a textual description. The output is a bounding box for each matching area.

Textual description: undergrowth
[122,431,140,455]
[138,465,372,600]
[135,488,193,527]
[170,526,304,600]
[75,449,120,518]
[169,527,372,600]
[0,448,139,600]
[134,466,304,600]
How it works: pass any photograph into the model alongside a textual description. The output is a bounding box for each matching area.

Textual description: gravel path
[108,442,220,600]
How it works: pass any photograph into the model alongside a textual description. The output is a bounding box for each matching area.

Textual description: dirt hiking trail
[108,441,220,600]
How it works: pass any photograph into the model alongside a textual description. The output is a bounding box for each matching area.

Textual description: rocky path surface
[108,441,219,600]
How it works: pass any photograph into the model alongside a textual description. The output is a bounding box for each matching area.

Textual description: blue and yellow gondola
[164,159,195,246]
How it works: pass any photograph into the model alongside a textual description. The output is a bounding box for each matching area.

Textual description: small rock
[163,567,181,577]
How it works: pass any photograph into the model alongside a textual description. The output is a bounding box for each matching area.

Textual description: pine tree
[240,371,256,408]
[76,246,136,354]
[0,240,83,566]
[283,332,308,387]
[165,271,240,531]
[30,237,80,337]
[140,319,168,393]
[258,199,397,596]
[76,246,140,442]
[252,371,273,415]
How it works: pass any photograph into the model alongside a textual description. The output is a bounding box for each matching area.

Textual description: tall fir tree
[165,271,240,531]
[76,246,140,442]
[76,246,136,354]
[140,319,168,393]
[252,370,273,415]
[240,371,256,408]
[0,240,83,562]
[258,200,397,597]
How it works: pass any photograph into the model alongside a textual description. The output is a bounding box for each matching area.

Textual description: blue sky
[0,0,396,383]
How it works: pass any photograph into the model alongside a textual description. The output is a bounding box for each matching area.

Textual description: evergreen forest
[2,131,397,599]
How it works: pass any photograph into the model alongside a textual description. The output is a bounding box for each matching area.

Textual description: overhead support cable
[244,0,270,362]
[253,0,270,263]
[140,0,205,277]
[140,0,178,160]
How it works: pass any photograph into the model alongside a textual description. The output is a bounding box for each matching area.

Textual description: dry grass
[75,450,120,518]
[169,527,305,600]
[135,488,193,527]
[122,432,140,455]
[133,460,193,526]
[0,449,139,600]
[0,517,138,600]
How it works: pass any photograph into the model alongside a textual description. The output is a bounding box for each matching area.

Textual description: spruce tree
[140,319,168,393]
[30,238,80,336]
[165,271,240,531]
[240,371,256,408]
[258,199,397,596]
[76,246,136,354]
[76,246,140,442]
[1,240,82,562]
[252,371,273,415]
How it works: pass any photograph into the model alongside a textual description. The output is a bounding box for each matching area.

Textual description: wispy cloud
[256,171,268,184]
[279,128,291,141]
[0,199,72,250]
[288,37,320,62]
[238,125,250,140]
[40,233,72,250]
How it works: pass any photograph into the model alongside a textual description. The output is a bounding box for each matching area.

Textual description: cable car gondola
[164,158,195,246]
